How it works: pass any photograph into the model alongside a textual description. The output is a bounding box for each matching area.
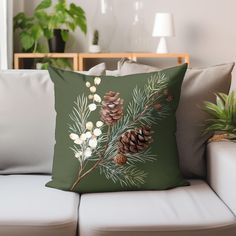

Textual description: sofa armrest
[207,141,236,215]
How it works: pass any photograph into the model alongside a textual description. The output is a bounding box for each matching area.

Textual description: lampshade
[152,13,175,37]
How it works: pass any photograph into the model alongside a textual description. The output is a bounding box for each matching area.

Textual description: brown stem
[70,126,111,191]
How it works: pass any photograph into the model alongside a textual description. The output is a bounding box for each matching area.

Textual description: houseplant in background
[40,0,87,53]
[203,92,236,142]
[14,0,87,69]
[89,30,101,53]
[14,8,46,68]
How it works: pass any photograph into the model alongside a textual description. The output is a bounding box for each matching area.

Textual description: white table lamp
[152,13,175,53]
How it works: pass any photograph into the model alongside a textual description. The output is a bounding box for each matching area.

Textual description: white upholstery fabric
[0,175,79,236]
[79,180,236,236]
[207,141,236,215]
[0,70,55,174]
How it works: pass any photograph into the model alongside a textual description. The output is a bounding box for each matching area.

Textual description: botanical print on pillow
[67,73,174,191]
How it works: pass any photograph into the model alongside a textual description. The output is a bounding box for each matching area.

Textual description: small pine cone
[154,103,162,111]
[100,91,124,125]
[114,154,127,165]
[166,95,174,102]
[118,126,153,154]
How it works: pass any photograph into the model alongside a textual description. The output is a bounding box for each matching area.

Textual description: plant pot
[48,29,68,53]
[89,45,101,53]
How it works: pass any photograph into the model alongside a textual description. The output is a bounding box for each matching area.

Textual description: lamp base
[156,37,168,54]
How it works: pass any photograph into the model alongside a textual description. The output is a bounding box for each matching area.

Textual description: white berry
[80,133,87,141]
[85,131,92,139]
[90,86,96,93]
[84,148,92,158]
[94,128,102,136]
[86,121,93,130]
[88,94,94,100]
[75,151,82,158]
[69,133,79,140]
[89,103,97,111]
[94,77,101,85]
[96,121,104,127]
[86,82,91,87]
[74,138,83,145]
[89,138,98,149]
[94,94,102,103]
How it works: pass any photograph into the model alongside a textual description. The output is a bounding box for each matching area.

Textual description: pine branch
[68,95,90,134]
[68,72,174,189]
[125,147,156,164]
[99,162,147,187]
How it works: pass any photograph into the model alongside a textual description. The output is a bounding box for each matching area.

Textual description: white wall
[14,0,236,87]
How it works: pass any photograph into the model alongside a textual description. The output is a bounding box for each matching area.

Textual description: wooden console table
[14,53,79,71]
[14,53,189,71]
[78,53,190,71]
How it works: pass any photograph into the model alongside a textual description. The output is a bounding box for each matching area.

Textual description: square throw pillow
[118,58,160,75]
[86,62,106,76]
[117,59,235,178]
[46,64,188,193]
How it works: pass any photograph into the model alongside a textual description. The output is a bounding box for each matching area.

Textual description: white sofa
[0,70,235,236]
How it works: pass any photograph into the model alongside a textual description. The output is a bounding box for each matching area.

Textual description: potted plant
[14,6,47,68]
[89,30,101,53]
[39,0,87,52]
[14,0,87,69]
[203,92,236,142]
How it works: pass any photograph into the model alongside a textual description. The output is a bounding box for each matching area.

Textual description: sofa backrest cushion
[0,70,55,174]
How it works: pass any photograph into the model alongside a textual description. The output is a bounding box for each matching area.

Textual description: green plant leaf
[20,32,35,50]
[61,30,69,42]
[35,0,52,11]
[43,28,53,39]
[31,24,43,40]
[69,3,87,34]
[35,11,50,27]
[55,0,66,12]
[67,22,76,31]
[203,92,236,137]
[216,94,225,110]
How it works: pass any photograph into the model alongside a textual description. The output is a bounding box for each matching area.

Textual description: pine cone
[118,127,153,154]
[101,91,124,125]
[114,154,127,165]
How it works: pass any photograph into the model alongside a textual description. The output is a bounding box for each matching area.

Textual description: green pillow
[46,64,188,193]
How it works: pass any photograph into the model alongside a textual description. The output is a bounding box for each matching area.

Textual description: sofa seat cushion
[0,175,79,236]
[79,180,236,236]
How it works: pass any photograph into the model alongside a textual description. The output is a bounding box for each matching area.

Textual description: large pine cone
[101,91,124,125]
[118,127,153,154]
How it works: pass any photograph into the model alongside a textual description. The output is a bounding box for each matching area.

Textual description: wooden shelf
[14,53,79,71]
[78,53,190,71]
[14,53,190,71]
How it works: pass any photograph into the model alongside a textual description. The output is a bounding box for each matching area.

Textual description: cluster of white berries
[69,120,104,159]
[69,77,104,160]
[86,77,102,112]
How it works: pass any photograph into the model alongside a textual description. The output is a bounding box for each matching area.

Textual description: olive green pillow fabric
[46,64,188,193]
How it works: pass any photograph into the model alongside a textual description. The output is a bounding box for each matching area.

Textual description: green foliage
[35,0,52,11]
[92,30,99,45]
[203,92,236,140]
[14,0,87,53]
[45,0,87,40]
[14,11,45,52]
